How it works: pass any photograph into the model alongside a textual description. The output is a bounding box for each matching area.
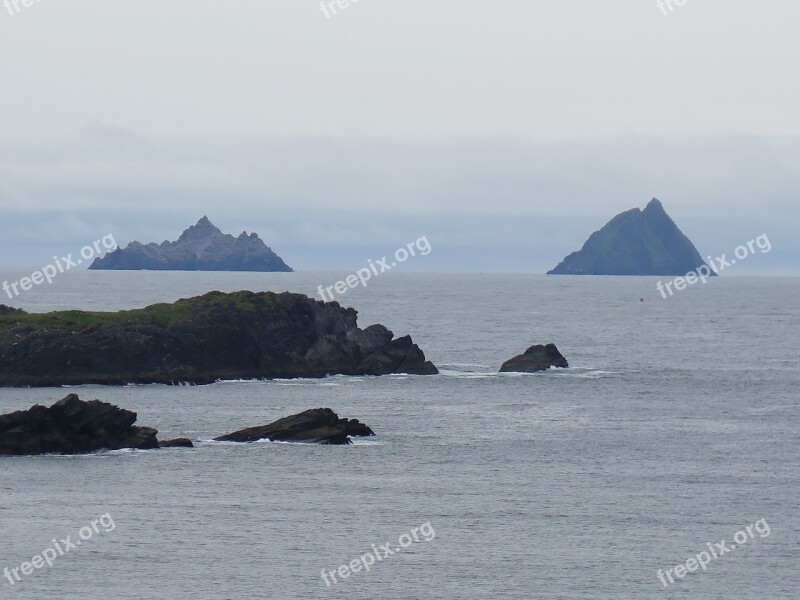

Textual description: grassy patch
[0,291,286,332]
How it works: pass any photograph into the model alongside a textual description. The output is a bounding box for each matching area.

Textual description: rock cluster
[0,394,192,455]
[0,395,371,454]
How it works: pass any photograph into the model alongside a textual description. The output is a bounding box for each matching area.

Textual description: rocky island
[547,198,714,276]
[89,216,293,272]
[216,408,374,445]
[0,394,191,455]
[0,291,438,387]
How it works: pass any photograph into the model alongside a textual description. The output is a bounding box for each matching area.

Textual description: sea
[0,271,798,599]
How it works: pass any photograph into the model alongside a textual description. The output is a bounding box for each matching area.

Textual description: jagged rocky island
[548,198,714,276]
[89,216,293,272]
[0,290,437,386]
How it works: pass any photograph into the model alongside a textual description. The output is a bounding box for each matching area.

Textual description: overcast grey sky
[1,0,798,271]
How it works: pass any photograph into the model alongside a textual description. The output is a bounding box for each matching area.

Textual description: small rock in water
[499,343,569,373]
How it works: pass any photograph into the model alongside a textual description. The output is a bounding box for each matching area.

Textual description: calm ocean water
[0,271,798,599]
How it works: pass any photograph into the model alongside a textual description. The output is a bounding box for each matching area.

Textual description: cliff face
[0,291,437,387]
[89,216,293,272]
[547,198,714,276]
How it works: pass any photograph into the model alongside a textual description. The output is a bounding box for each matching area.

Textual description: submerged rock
[499,343,569,373]
[0,394,163,455]
[214,408,375,445]
[159,437,194,448]
[0,290,438,387]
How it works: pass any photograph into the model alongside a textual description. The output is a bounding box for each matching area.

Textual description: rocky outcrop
[0,290,438,386]
[215,408,374,445]
[89,216,293,272]
[0,394,167,455]
[500,343,568,373]
[0,305,25,316]
[159,438,194,448]
[547,198,715,276]
[355,334,438,376]
[0,396,372,454]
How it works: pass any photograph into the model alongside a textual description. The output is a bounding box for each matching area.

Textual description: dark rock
[89,216,293,272]
[0,290,438,386]
[0,394,159,455]
[355,334,438,375]
[215,408,375,445]
[547,198,716,276]
[0,305,25,316]
[342,418,374,437]
[159,438,194,448]
[500,343,569,373]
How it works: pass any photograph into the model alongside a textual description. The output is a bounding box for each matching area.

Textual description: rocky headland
[0,290,438,387]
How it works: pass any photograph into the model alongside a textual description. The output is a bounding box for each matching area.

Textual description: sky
[1,0,798,272]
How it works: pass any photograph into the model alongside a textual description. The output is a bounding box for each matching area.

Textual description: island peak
[89,217,292,272]
[547,198,714,276]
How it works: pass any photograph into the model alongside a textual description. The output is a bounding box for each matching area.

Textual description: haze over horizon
[1,6,799,599]
[1,1,798,273]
